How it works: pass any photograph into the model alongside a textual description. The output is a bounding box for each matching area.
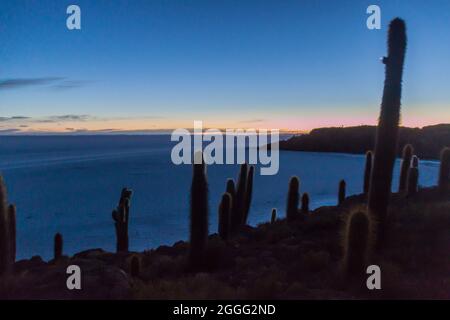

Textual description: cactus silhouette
[344,210,370,278]
[0,176,14,275]
[363,151,373,195]
[411,155,418,168]
[286,176,300,221]
[218,193,232,240]
[407,167,419,196]
[243,165,254,225]
[271,208,277,224]
[368,18,407,249]
[438,147,450,194]
[112,188,132,253]
[130,256,140,278]
[338,180,346,205]
[301,193,310,214]
[54,233,63,260]
[189,152,209,270]
[225,179,236,231]
[232,163,248,232]
[226,179,236,199]
[399,144,413,192]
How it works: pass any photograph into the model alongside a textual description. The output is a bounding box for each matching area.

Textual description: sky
[1,0,450,134]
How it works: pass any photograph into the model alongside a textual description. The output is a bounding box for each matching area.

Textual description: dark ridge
[279,124,450,159]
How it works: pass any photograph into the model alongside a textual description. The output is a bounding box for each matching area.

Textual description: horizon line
[1,123,448,136]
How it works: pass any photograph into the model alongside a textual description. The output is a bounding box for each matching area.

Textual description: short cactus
[243,165,254,225]
[286,176,300,221]
[338,180,346,206]
[225,179,236,229]
[343,210,370,278]
[226,179,236,202]
[438,147,450,194]
[301,193,310,214]
[363,151,373,195]
[271,209,277,224]
[218,193,232,241]
[112,188,133,253]
[406,166,418,196]
[399,144,413,192]
[54,233,63,260]
[189,152,209,269]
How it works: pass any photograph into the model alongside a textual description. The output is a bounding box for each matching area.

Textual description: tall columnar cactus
[0,175,15,275]
[399,144,413,192]
[438,147,450,194]
[271,208,277,224]
[301,193,310,214]
[406,166,419,196]
[344,210,370,278]
[368,18,407,249]
[286,176,300,221]
[243,165,254,225]
[232,163,248,232]
[54,233,63,260]
[112,187,133,253]
[189,152,209,269]
[218,192,232,241]
[363,151,373,195]
[338,180,346,206]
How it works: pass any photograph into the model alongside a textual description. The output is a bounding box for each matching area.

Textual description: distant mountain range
[279,124,450,159]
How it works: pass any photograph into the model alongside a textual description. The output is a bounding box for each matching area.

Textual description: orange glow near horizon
[2,103,449,134]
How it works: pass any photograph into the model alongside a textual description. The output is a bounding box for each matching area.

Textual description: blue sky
[1,0,450,133]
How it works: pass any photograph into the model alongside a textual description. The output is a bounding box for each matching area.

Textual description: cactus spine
[286,176,299,221]
[189,152,209,269]
[438,147,450,194]
[368,18,407,249]
[338,180,346,205]
[363,151,373,195]
[112,188,132,253]
[218,193,231,240]
[399,144,413,192]
[54,233,63,260]
[232,163,248,232]
[243,165,254,225]
[344,211,370,278]
[0,175,15,275]
[301,193,310,214]
[271,208,277,224]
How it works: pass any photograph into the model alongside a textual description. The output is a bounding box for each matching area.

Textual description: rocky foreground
[1,187,449,300]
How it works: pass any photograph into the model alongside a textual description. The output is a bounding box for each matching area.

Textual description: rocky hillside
[280,124,450,159]
[1,187,449,300]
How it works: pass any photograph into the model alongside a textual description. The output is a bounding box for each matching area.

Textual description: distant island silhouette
[280,124,450,159]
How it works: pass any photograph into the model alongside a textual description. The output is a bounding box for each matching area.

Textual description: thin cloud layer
[0,77,64,89]
[0,77,88,91]
[0,116,31,121]
[49,115,91,121]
